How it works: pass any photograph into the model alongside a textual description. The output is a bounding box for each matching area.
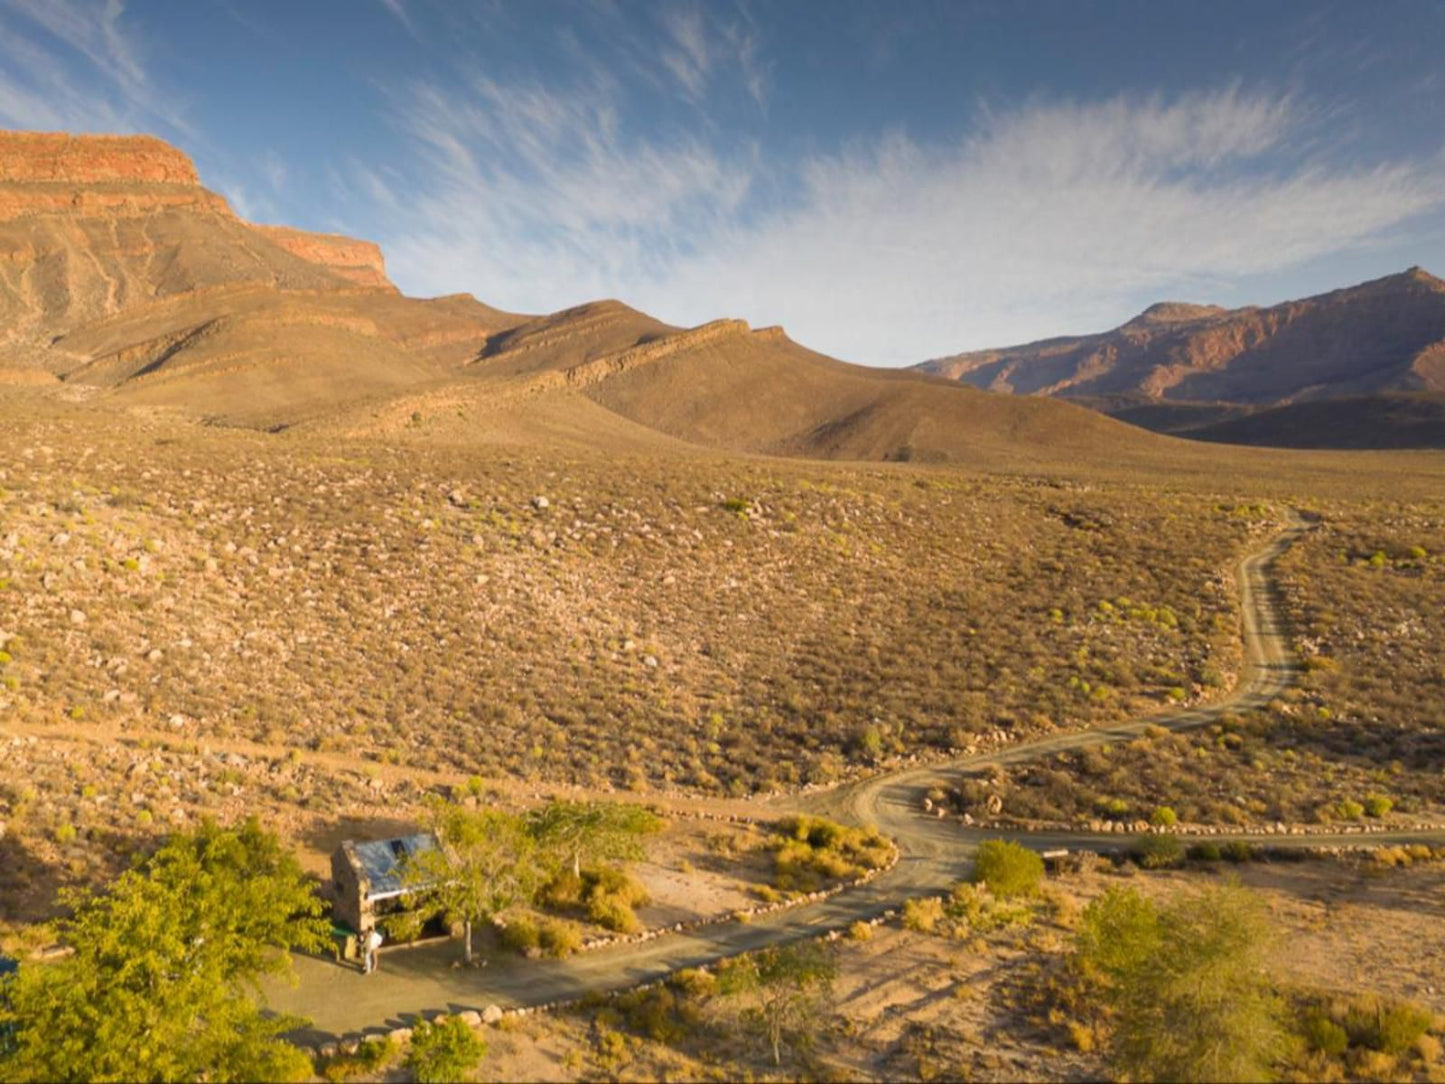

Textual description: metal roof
[348,833,440,901]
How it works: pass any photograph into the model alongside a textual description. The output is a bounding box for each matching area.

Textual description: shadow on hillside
[1219,858,1445,923]
[0,835,75,924]
[296,814,425,870]
[1266,715,1445,776]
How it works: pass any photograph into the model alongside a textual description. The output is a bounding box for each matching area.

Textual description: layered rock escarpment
[919,268,1445,405]
[0,129,402,354]
[253,225,396,290]
[0,131,229,221]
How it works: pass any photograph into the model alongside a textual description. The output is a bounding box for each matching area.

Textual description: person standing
[362,928,383,974]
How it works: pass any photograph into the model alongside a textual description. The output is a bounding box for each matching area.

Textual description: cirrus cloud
[375,82,1445,362]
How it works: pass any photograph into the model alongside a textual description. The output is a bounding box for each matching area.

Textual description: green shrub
[668,968,717,999]
[1303,1013,1349,1057]
[538,869,585,909]
[1336,799,1365,820]
[903,896,945,934]
[1187,841,1223,862]
[499,915,540,953]
[1222,840,1257,863]
[586,894,641,935]
[406,1017,486,1084]
[1150,806,1178,828]
[946,882,1034,933]
[1133,833,1185,870]
[969,840,1044,898]
[1363,795,1393,818]
[1346,999,1434,1055]
[538,917,584,957]
[618,985,690,1042]
[321,1036,396,1082]
[769,816,891,890]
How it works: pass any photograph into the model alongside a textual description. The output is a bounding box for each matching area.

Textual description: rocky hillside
[0,132,383,357]
[919,269,1445,406]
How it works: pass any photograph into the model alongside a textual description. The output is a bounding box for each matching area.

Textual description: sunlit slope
[580,323,1173,463]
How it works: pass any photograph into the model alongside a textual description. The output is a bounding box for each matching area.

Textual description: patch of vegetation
[1073,881,1284,1083]
[538,865,650,934]
[406,1017,487,1084]
[0,819,326,1083]
[969,839,1044,898]
[769,815,892,893]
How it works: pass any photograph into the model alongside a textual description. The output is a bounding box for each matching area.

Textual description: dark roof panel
[350,832,439,899]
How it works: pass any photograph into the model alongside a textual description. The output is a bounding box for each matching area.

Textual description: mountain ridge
[917,267,1445,408]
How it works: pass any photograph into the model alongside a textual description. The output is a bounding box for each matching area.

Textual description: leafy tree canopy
[0,818,325,1084]
[1076,880,1284,1083]
[718,941,837,1066]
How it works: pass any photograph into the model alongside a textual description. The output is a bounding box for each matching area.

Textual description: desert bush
[499,915,539,953]
[903,897,945,933]
[1076,881,1284,1083]
[1149,806,1178,827]
[970,839,1044,898]
[1133,833,1185,870]
[1363,794,1393,818]
[1301,1012,1349,1057]
[537,916,584,957]
[320,1036,395,1082]
[946,882,1034,933]
[1336,799,1365,820]
[668,968,717,999]
[770,816,891,891]
[1222,840,1257,863]
[406,1017,486,1084]
[1344,997,1434,1055]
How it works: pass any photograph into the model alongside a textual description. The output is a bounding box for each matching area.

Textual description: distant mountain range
[915,268,1445,448]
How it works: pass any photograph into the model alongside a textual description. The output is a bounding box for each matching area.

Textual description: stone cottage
[330,832,442,939]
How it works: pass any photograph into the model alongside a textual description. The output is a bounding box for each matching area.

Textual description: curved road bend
[267,509,1445,1039]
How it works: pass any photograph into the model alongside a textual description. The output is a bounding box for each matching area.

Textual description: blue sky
[1,0,1442,364]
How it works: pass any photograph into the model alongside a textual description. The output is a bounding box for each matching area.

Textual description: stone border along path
[268,508,1445,1045]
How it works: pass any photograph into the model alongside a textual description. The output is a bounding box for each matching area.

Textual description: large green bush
[969,839,1044,898]
[406,1017,487,1084]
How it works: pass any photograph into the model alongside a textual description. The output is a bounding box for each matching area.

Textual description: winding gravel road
[268,509,1445,1040]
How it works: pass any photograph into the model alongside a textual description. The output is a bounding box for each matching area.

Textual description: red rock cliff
[254,225,396,291]
[0,131,200,184]
[0,130,228,221]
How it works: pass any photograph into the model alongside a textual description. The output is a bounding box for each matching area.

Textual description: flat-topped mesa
[0,131,199,184]
[254,225,397,291]
[0,130,230,221]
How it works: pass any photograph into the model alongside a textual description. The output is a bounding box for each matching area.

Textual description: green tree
[405,1017,487,1084]
[529,800,662,877]
[1076,881,1285,1083]
[717,941,837,1067]
[0,818,325,1083]
[410,802,550,964]
[969,839,1044,898]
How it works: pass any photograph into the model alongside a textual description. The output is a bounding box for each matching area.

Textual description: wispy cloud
[374,84,1443,362]
[378,72,755,303]
[661,7,710,99]
[375,0,421,41]
[0,0,188,134]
